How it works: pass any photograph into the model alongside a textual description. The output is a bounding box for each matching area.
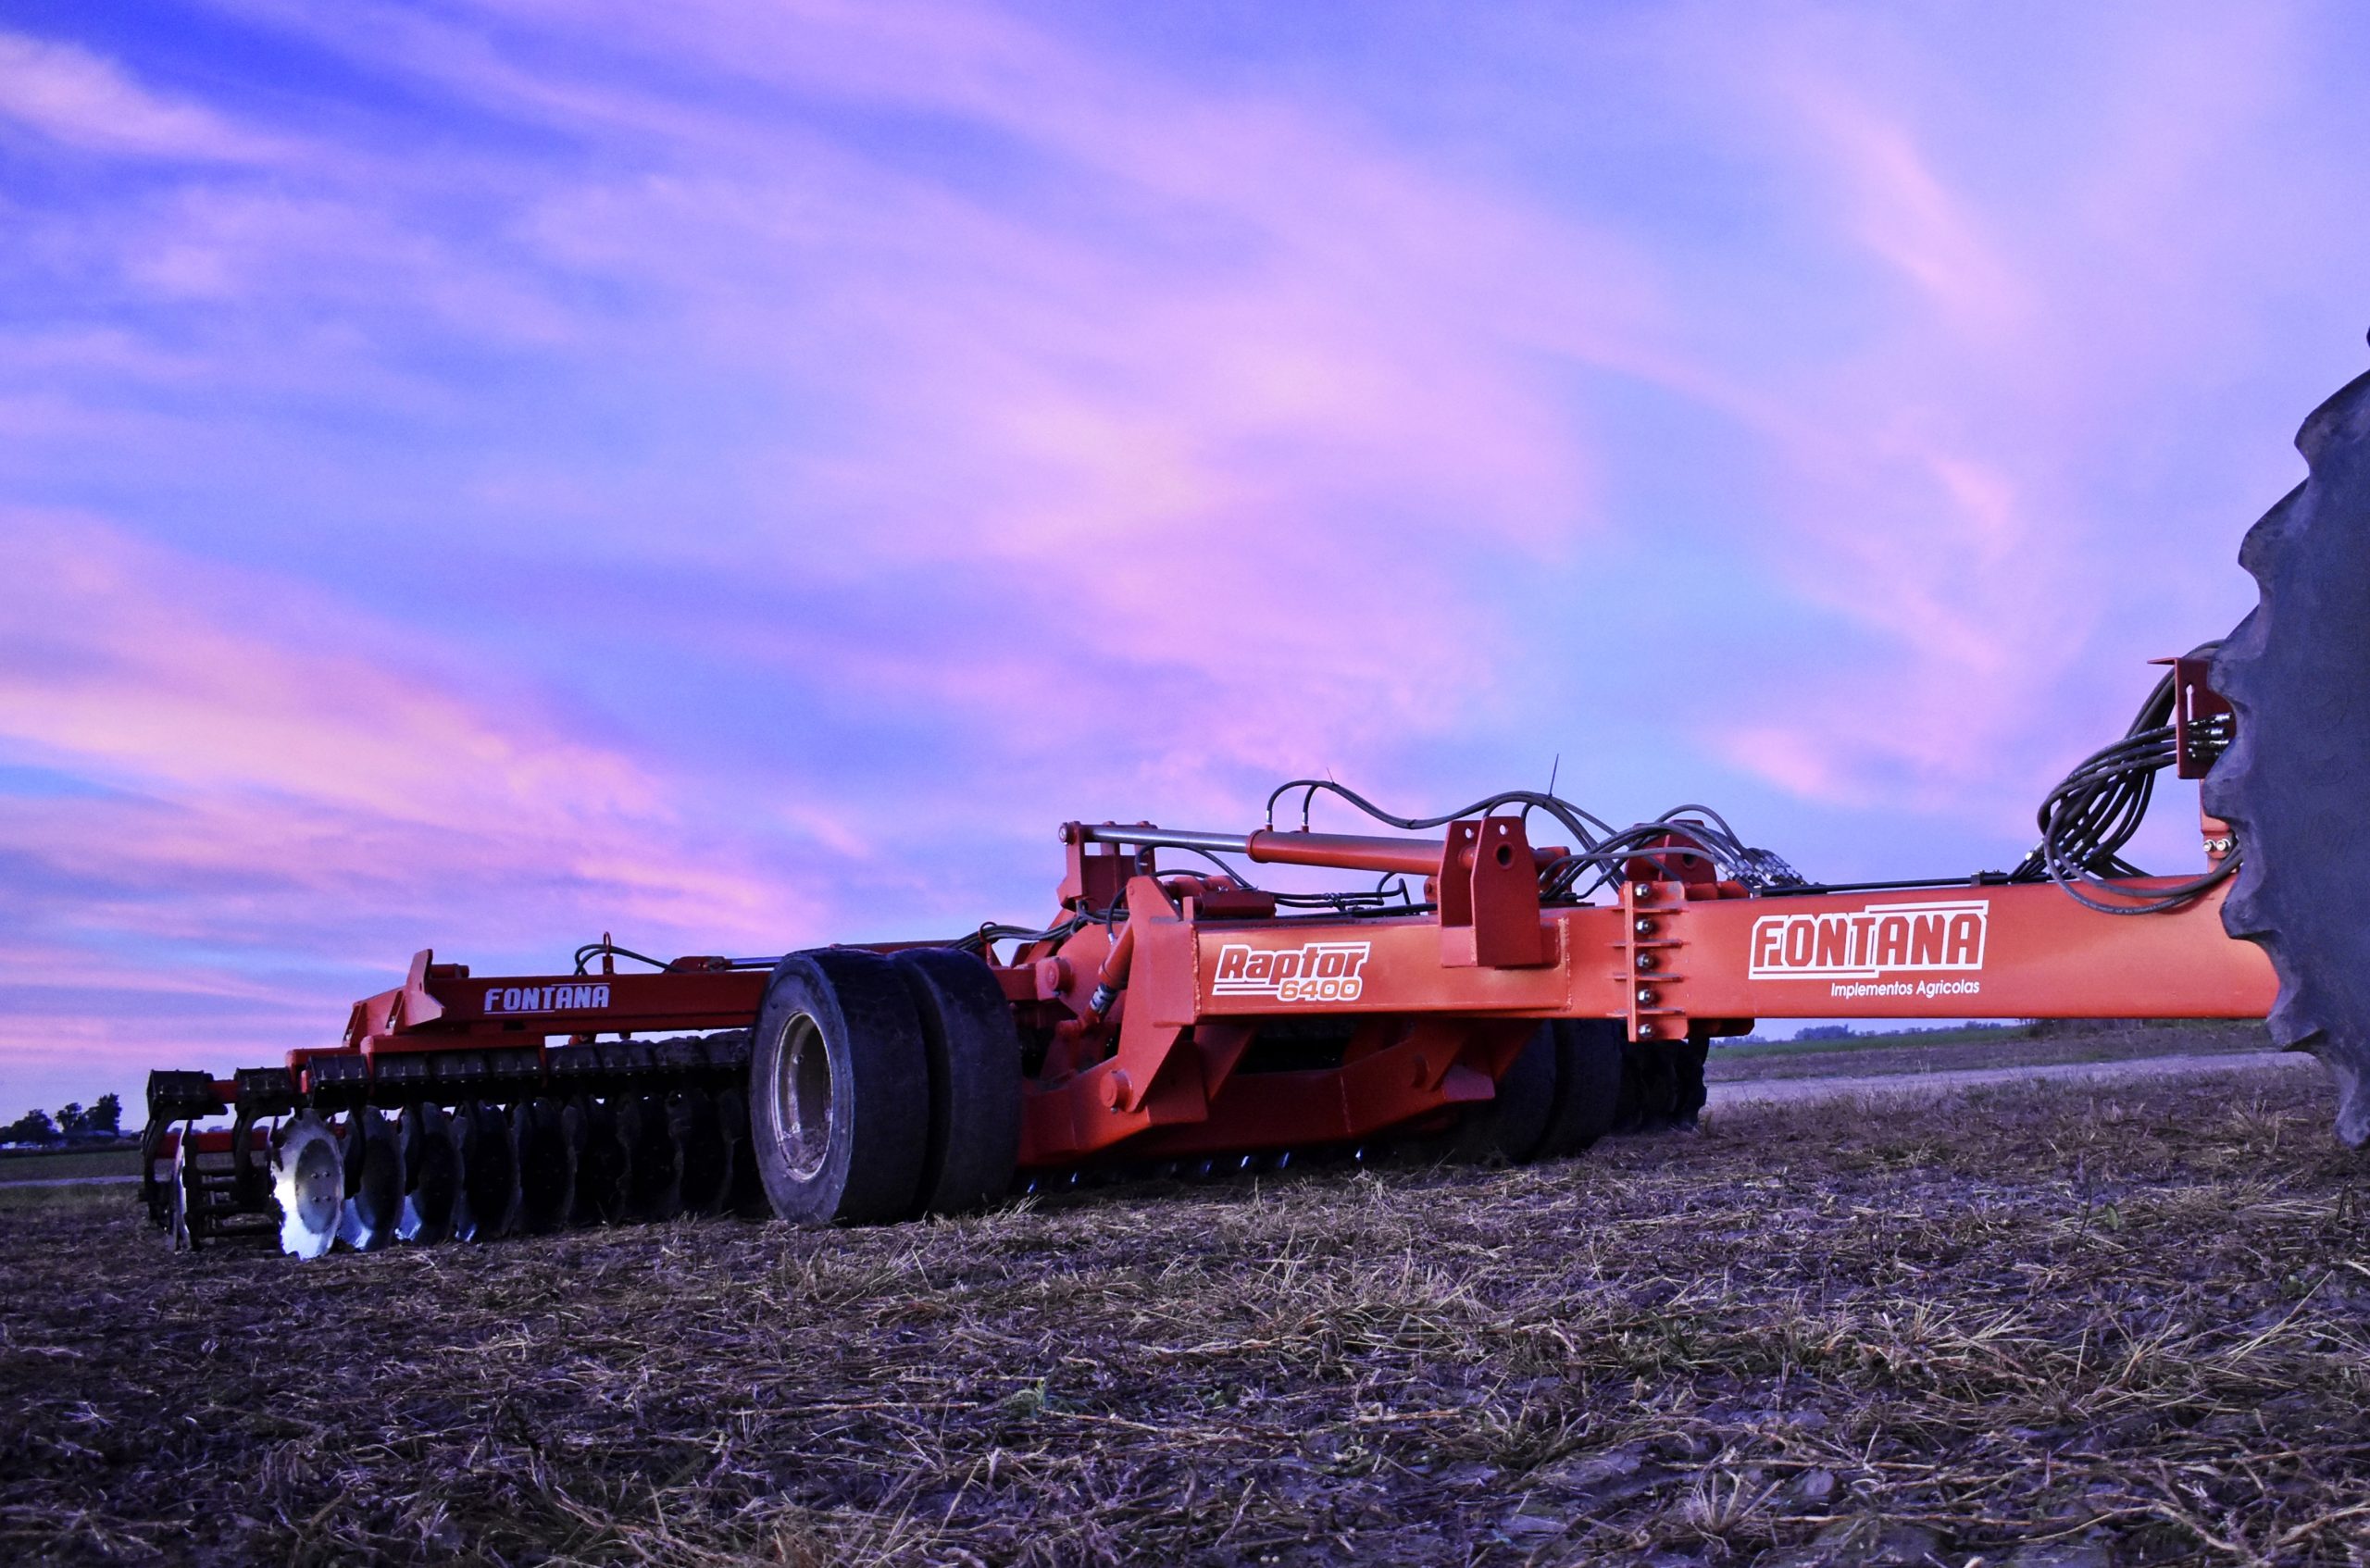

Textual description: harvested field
[1706,1021,2273,1085]
[4,1065,2366,1567]
[0,1151,142,1213]
[0,1149,142,1183]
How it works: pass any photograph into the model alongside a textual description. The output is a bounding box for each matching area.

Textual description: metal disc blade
[337,1107,405,1251]
[273,1112,344,1259]
[714,1086,768,1217]
[168,1131,196,1251]
[449,1101,517,1243]
[669,1089,729,1216]
[618,1094,680,1224]
[565,1097,627,1226]
[398,1101,455,1244]
[511,1098,571,1235]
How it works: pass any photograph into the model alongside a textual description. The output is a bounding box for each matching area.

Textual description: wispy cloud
[0,31,292,163]
[2,0,2367,1109]
[1638,3,2347,819]
[0,511,837,1097]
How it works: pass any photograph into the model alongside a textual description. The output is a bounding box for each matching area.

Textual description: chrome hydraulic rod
[1076,823,1452,877]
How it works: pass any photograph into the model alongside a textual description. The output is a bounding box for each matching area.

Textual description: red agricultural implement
[143,357,2370,1254]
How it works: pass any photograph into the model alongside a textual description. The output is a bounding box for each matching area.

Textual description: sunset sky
[4,1,2367,1115]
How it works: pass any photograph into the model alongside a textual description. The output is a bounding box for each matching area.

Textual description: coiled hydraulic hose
[2012,643,2239,914]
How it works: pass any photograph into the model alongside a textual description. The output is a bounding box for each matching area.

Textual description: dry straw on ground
[3,1064,2364,1566]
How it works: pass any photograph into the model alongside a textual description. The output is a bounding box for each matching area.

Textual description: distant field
[2,1064,2361,1565]
[0,1147,142,1182]
[0,1149,143,1213]
[1710,1018,2271,1083]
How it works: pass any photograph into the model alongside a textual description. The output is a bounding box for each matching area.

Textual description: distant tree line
[1,1094,124,1146]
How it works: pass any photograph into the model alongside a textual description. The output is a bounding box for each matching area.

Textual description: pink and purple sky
[4,2,2367,1116]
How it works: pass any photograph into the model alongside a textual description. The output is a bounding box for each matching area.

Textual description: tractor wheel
[1449,1024,1559,1164]
[750,949,930,1226]
[2203,359,2370,1146]
[892,947,1024,1216]
[1534,1020,1626,1159]
[272,1112,344,1259]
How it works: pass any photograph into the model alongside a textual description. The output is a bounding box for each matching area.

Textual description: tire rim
[777,1013,834,1180]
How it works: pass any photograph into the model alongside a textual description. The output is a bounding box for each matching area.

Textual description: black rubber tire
[1449,1024,1559,1164]
[1534,1019,1625,1159]
[2204,361,2370,1147]
[892,947,1025,1216]
[751,949,931,1226]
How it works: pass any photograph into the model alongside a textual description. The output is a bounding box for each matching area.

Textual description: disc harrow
[142,783,2274,1259]
[135,353,2370,1254]
[142,1025,771,1251]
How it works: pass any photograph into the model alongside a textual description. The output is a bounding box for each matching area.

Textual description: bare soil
[3,1063,2365,1567]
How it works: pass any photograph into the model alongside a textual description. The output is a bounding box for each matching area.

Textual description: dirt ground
[4,1064,2365,1567]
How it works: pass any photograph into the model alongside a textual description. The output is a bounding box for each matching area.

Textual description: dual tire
[1452,1019,1626,1164]
[749,947,1022,1226]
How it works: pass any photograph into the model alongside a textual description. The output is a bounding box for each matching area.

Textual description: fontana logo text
[1748,901,1988,981]
[483,983,613,1014]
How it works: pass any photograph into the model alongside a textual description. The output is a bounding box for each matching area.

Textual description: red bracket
[1438,817,1547,968]
[396,949,450,1029]
[2158,654,2235,780]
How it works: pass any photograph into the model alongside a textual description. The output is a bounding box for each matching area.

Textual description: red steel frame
[296,806,2273,1174]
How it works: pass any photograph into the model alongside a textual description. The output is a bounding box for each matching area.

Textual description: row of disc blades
[269,1089,766,1257]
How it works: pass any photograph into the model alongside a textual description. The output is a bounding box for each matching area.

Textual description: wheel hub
[777,1014,835,1180]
